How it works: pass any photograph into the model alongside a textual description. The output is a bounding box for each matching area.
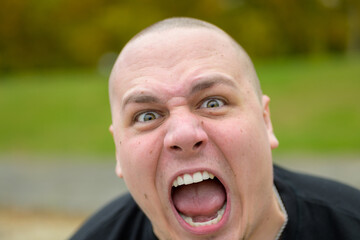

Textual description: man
[71,17,360,240]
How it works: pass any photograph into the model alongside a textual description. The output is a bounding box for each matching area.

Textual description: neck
[246,186,287,240]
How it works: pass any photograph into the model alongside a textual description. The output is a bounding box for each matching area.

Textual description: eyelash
[133,97,226,123]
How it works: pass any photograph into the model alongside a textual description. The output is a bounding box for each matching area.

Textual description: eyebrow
[190,76,236,95]
[122,94,161,110]
[122,75,237,109]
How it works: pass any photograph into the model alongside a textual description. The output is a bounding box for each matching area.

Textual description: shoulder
[274,164,360,239]
[70,193,157,240]
[274,164,360,212]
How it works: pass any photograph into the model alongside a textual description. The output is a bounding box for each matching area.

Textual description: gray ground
[0,154,359,214]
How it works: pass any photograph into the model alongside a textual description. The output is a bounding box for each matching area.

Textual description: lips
[170,170,229,234]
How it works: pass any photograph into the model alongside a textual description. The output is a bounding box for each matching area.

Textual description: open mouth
[171,171,228,232]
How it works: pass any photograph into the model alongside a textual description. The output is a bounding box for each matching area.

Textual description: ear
[109,124,123,178]
[115,161,123,178]
[109,124,114,137]
[262,95,279,150]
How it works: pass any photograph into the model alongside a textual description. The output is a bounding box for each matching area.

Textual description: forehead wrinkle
[122,92,163,110]
[190,75,237,96]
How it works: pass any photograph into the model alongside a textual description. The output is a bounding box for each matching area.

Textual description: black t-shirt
[275,165,360,239]
[70,165,360,240]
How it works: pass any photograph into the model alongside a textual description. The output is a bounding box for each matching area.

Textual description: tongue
[172,179,226,218]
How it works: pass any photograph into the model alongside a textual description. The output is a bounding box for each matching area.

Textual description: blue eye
[200,98,225,109]
[136,111,161,122]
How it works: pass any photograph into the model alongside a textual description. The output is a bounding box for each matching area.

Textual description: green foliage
[0,56,359,156]
[0,0,359,71]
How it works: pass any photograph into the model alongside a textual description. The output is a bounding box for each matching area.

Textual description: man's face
[110,28,279,239]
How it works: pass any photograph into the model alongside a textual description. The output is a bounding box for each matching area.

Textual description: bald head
[109,17,263,109]
[133,17,225,41]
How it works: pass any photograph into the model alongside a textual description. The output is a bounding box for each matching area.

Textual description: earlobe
[115,161,123,178]
[109,124,114,137]
[110,124,123,178]
[262,95,279,149]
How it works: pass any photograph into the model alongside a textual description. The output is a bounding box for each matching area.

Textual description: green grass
[1,55,359,157]
[256,55,360,153]
[0,70,114,156]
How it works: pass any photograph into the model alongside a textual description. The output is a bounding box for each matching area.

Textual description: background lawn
[1,55,359,160]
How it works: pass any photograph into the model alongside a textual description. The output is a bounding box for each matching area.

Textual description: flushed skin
[109,24,285,239]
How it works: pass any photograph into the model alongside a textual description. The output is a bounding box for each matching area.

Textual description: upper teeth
[172,171,215,187]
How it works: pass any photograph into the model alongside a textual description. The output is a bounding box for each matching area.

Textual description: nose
[164,110,208,155]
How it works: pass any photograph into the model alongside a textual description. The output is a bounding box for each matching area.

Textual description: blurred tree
[345,0,360,53]
[0,0,358,72]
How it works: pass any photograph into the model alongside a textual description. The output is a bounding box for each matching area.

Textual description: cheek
[208,116,272,181]
[118,132,161,191]
[209,117,274,215]
[208,117,257,158]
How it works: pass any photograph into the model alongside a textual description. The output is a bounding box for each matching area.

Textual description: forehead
[120,29,240,74]
[110,28,252,102]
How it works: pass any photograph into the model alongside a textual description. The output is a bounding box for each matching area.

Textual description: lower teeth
[180,203,227,227]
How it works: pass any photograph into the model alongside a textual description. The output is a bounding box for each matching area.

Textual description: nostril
[193,141,203,149]
[170,145,182,151]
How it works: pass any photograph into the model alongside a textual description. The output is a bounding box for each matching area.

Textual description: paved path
[1,155,359,214]
[0,156,127,214]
